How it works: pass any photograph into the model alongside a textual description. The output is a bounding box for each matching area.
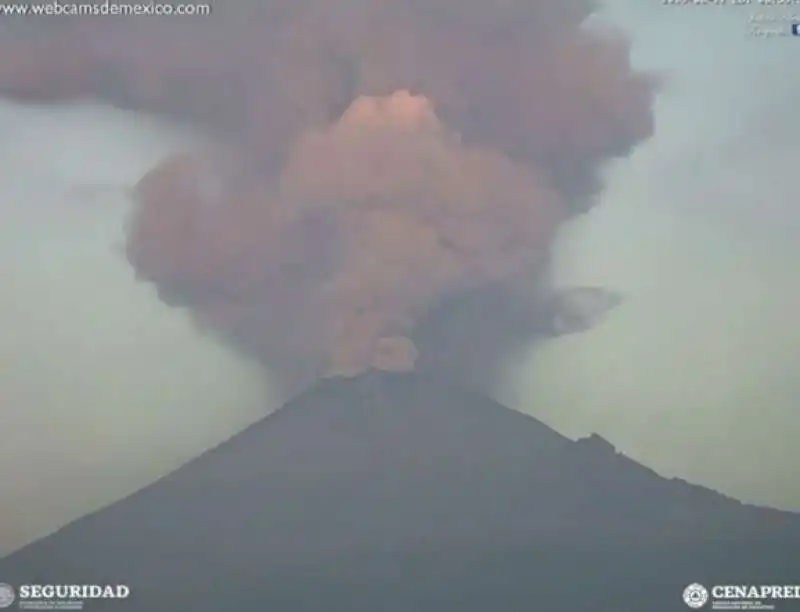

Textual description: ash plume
[0,2,655,394]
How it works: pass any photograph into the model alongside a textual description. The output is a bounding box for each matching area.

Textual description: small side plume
[542,287,625,338]
[0,3,656,395]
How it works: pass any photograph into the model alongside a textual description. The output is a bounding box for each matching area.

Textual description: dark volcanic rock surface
[2,372,798,611]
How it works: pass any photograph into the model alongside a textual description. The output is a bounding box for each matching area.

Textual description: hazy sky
[504,2,800,511]
[1,3,798,555]
[0,102,278,554]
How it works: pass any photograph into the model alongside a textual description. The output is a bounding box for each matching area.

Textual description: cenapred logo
[684,583,710,609]
[0,583,15,609]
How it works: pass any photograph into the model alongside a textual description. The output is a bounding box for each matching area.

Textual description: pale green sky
[0,102,277,555]
[504,2,800,511]
[0,3,798,556]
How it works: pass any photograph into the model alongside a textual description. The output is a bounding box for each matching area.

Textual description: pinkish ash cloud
[0,3,655,393]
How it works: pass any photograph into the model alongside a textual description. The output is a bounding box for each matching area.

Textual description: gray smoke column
[0,2,655,393]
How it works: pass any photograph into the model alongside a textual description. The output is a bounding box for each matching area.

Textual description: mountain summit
[2,372,798,611]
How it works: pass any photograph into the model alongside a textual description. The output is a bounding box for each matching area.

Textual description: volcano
[1,372,798,611]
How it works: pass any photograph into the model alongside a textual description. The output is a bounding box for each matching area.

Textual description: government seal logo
[0,583,15,609]
[683,583,709,609]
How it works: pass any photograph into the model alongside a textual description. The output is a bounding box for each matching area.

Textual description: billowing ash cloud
[0,2,655,393]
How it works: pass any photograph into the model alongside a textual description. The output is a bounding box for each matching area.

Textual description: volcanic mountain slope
[2,372,798,611]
